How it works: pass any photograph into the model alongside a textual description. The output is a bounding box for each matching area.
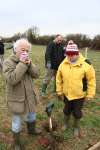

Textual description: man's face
[55,36,63,44]
[16,42,30,58]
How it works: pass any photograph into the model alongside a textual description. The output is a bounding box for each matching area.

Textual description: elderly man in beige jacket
[3,38,41,149]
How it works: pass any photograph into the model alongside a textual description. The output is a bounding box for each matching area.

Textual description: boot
[13,132,24,150]
[26,121,41,135]
[41,83,47,97]
[73,118,80,137]
[62,115,70,131]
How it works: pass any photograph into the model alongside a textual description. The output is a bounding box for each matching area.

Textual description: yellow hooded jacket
[56,54,96,101]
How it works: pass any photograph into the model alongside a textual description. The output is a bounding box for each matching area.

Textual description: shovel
[45,102,54,131]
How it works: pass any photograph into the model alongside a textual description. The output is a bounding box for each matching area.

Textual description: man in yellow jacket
[56,41,96,137]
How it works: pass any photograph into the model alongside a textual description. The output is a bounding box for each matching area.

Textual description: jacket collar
[63,53,85,66]
[10,54,20,63]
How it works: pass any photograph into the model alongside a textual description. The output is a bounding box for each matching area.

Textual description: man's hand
[85,97,93,101]
[46,61,51,69]
[84,97,93,105]
[20,52,31,65]
[58,94,64,101]
[25,60,31,65]
[20,59,31,65]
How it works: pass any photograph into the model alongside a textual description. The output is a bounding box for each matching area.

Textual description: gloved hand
[20,51,29,62]
[84,97,93,105]
[20,52,30,64]
[46,61,51,69]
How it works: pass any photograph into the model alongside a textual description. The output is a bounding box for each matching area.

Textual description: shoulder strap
[85,59,92,65]
[82,59,91,91]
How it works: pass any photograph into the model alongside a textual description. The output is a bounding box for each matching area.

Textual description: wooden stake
[85,47,88,58]
[88,141,100,150]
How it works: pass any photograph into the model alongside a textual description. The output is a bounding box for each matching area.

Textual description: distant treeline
[1,26,100,50]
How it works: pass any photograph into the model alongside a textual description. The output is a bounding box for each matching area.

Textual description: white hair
[13,38,32,52]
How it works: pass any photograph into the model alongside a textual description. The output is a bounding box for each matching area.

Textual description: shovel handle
[49,117,52,131]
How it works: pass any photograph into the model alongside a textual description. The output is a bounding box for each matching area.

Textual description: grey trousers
[43,68,57,84]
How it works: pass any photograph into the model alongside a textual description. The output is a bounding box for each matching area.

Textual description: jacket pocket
[8,101,24,114]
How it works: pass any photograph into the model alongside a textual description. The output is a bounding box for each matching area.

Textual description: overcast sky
[0,0,100,37]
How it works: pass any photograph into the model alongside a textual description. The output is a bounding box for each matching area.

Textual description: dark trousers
[63,97,84,119]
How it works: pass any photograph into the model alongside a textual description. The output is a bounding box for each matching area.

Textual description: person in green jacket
[41,34,65,96]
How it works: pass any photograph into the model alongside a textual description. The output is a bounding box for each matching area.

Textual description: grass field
[0,45,100,150]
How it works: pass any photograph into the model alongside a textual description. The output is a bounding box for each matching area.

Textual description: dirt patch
[38,133,64,150]
[38,119,64,150]
[0,132,13,144]
[42,119,58,132]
